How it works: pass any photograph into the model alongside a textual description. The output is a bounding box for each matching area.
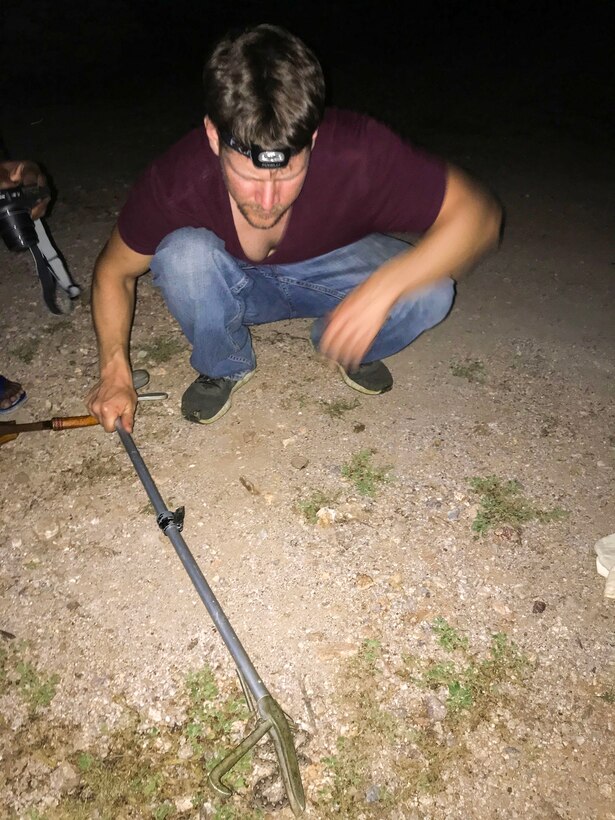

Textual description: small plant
[16,660,59,712]
[598,688,615,705]
[14,338,40,364]
[470,475,567,535]
[43,320,71,335]
[341,449,391,497]
[140,336,185,364]
[320,397,360,419]
[416,631,528,723]
[298,489,339,524]
[451,359,486,383]
[432,617,469,652]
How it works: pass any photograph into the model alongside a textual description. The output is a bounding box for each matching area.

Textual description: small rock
[66,600,80,612]
[291,455,309,469]
[599,783,612,798]
[187,638,198,650]
[148,706,162,723]
[492,600,511,616]
[316,507,337,527]
[366,785,381,803]
[33,518,60,540]
[49,761,80,795]
[532,600,547,614]
[353,422,366,433]
[425,694,447,722]
[355,573,374,588]
[13,471,30,485]
[447,508,460,521]
[174,795,194,812]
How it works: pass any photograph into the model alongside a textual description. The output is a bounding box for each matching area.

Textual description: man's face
[205,118,314,230]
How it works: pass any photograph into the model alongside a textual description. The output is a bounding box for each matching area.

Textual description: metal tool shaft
[115,420,268,700]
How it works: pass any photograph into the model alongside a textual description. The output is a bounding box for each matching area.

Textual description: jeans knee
[152,228,226,282]
[386,278,455,337]
[426,278,455,325]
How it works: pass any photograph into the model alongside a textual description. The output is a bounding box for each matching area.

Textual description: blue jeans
[150,228,455,379]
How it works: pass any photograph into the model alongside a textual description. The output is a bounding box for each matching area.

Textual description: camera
[0,184,49,252]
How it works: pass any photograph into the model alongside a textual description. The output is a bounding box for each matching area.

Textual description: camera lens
[0,207,38,251]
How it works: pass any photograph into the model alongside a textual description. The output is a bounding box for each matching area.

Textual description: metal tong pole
[114,420,305,815]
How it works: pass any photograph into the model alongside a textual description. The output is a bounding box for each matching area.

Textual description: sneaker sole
[335,362,391,395]
[193,370,255,425]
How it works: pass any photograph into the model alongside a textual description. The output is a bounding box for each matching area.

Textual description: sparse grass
[469,475,568,534]
[298,489,339,524]
[451,359,486,383]
[16,661,60,711]
[51,664,257,819]
[139,336,185,364]
[318,627,530,816]
[0,643,59,713]
[341,449,392,496]
[432,617,469,652]
[415,631,528,724]
[14,338,40,363]
[320,397,360,419]
[43,320,71,335]
[598,687,615,705]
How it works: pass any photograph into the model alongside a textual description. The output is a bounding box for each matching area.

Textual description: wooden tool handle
[51,415,100,430]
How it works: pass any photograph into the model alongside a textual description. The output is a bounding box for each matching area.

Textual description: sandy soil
[0,90,613,819]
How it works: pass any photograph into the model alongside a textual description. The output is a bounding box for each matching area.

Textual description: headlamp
[219,130,295,169]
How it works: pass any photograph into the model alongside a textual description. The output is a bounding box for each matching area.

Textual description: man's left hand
[319,275,396,370]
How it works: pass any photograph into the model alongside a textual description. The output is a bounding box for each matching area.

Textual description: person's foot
[181,371,254,424]
[337,360,393,395]
[0,375,27,415]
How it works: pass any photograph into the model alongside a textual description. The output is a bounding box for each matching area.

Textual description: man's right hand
[85,375,137,433]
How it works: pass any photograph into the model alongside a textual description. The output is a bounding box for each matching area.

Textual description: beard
[236,201,289,230]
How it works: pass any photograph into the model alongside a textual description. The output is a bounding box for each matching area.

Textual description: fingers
[85,382,137,433]
[320,300,384,370]
[31,197,50,220]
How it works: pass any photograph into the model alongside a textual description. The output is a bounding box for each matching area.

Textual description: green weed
[598,687,615,705]
[451,359,486,383]
[318,628,530,816]
[0,644,59,712]
[432,617,469,652]
[14,338,40,364]
[470,475,567,534]
[341,449,391,496]
[298,489,339,524]
[416,632,528,723]
[139,336,185,364]
[320,397,360,419]
[50,664,256,819]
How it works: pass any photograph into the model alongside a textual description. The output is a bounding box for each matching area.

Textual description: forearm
[91,259,137,382]
[373,176,502,305]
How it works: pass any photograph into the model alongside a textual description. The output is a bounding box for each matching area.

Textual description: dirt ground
[1,84,614,819]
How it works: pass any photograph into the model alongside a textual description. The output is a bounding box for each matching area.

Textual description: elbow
[481,195,504,252]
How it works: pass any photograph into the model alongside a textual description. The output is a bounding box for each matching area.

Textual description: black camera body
[0,184,50,251]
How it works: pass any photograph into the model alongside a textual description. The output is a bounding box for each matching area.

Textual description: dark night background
[3,0,613,155]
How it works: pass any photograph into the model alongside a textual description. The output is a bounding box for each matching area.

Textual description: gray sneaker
[338,360,393,395]
[181,371,254,424]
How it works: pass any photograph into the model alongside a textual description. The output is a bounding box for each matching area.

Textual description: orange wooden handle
[51,415,100,430]
[0,432,19,446]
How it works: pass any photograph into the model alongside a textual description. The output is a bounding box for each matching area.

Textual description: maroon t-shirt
[117,108,447,264]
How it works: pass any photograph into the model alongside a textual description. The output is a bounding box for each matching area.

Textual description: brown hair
[203,24,325,151]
